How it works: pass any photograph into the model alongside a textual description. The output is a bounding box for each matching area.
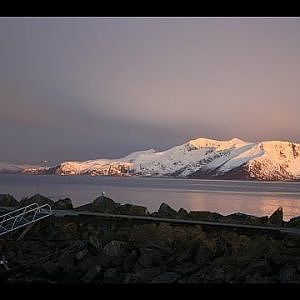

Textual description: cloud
[0,18,299,163]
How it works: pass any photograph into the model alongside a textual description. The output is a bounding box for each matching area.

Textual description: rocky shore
[1,193,300,283]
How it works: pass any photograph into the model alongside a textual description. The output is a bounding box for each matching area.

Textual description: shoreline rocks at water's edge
[0,193,298,227]
[1,193,300,283]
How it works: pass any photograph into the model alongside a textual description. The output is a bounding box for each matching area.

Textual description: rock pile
[0,214,299,283]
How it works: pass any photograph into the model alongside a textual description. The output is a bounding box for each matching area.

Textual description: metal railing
[0,203,53,236]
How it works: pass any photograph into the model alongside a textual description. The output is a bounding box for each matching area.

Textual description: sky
[0,17,299,164]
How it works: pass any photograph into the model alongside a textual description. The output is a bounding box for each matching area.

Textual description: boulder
[187,270,207,283]
[286,216,300,228]
[58,251,75,273]
[279,264,297,283]
[140,240,173,258]
[126,267,162,283]
[118,203,148,216]
[269,207,283,226]
[87,234,102,255]
[173,262,199,276]
[55,222,79,240]
[193,242,214,266]
[157,203,178,218]
[258,216,269,224]
[236,258,272,281]
[54,198,73,210]
[42,261,60,279]
[0,194,18,207]
[203,267,226,283]
[102,267,125,283]
[75,247,89,261]
[137,253,155,268]
[91,196,120,213]
[123,250,139,272]
[103,240,126,257]
[151,272,181,283]
[76,256,98,278]
[81,265,102,282]
[177,208,189,218]
[188,211,223,221]
[224,212,268,225]
[19,194,55,208]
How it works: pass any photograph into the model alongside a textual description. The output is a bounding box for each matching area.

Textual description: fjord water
[0,174,300,221]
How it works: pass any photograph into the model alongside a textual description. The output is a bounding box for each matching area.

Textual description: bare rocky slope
[1,194,300,284]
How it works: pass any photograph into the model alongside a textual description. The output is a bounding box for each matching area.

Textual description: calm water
[1,174,300,221]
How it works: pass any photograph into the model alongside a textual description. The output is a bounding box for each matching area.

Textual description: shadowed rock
[103,240,127,257]
[269,207,283,226]
[151,272,181,283]
[118,203,148,216]
[0,194,18,207]
[157,203,178,218]
[224,212,269,225]
[54,198,73,210]
[287,216,300,228]
[177,208,189,218]
[76,195,120,213]
[188,211,223,221]
[19,194,55,208]
[92,196,120,213]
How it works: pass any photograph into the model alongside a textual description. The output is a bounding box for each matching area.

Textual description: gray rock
[244,273,265,283]
[188,211,223,221]
[177,208,189,218]
[77,256,97,275]
[75,247,89,261]
[58,251,75,273]
[140,240,173,258]
[237,259,271,280]
[137,253,154,268]
[286,216,300,228]
[81,265,102,282]
[157,203,178,218]
[0,194,18,207]
[103,267,125,283]
[54,198,73,210]
[87,235,102,255]
[174,262,199,276]
[279,264,297,283]
[224,212,269,225]
[19,194,55,208]
[103,240,126,256]
[54,221,79,240]
[186,270,206,283]
[194,242,213,266]
[123,250,139,272]
[118,203,148,216]
[96,255,114,270]
[91,196,120,213]
[129,267,162,283]
[42,261,60,277]
[269,207,283,226]
[203,267,226,283]
[152,272,181,283]
[167,250,193,265]
[111,256,123,267]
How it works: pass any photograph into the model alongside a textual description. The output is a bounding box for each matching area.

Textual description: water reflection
[1,175,300,221]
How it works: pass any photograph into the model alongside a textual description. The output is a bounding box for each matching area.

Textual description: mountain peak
[188,137,248,149]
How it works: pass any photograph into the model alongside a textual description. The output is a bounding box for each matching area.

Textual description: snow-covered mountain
[19,137,300,181]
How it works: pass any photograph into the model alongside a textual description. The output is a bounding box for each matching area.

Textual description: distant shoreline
[1,172,300,183]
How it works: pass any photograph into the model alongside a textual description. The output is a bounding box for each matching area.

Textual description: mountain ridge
[3,137,300,181]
